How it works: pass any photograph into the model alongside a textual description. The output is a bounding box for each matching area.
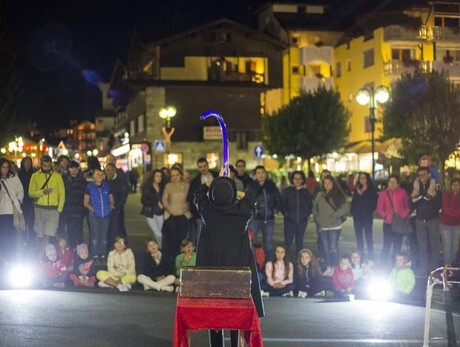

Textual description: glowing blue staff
[201,110,229,177]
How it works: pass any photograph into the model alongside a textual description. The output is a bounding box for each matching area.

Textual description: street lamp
[355,85,390,179]
[159,106,176,152]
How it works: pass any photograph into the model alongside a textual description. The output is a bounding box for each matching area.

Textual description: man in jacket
[187,158,217,241]
[29,155,65,254]
[246,165,281,261]
[411,167,442,276]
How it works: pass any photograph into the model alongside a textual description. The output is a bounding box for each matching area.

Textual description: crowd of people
[0,153,458,301]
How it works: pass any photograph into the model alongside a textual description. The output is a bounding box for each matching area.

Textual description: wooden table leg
[239,330,245,347]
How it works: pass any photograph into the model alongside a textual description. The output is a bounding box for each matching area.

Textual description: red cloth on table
[174,295,263,347]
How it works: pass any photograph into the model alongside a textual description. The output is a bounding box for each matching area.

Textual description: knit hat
[76,243,88,254]
[45,243,56,256]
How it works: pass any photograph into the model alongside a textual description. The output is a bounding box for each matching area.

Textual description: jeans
[88,214,110,257]
[261,281,295,296]
[146,214,164,248]
[108,209,121,251]
[353,215,374,259]
[0,214,15,261]
[380,223,403,269]
[249,218,275,261]
[416,219,440,275]
[320,228,341,267]
[163,215,188,261]
[439,224,460,264]
[65,215,84,250]
[284,218,308,257]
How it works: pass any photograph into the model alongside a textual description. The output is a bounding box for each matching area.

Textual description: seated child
[56,237,74,273]
[350,251,364,282]
[389,252,415,301]
[295,249,324,298]
[40,243,68,288]
[249,230,266,282]
[413,154,440,198]
[70,243,96,287]
[332,256,354,298]
[175,238,196,286]
[96,236,136,292]
[138,238,176,292]
[261,245,295,297]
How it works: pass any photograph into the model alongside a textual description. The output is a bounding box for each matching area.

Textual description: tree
[383,70,460,178]
[0,7,19,147]
[262,86,350,169]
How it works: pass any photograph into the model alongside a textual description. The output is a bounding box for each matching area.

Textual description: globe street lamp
[159,106,176,152]
[355,85,389,179]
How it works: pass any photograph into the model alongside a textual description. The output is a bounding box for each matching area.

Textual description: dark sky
[3,0,372,133]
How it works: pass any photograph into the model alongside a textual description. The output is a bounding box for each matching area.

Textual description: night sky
[3,0,376,135]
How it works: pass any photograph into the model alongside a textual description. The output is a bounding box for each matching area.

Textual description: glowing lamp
[367,278,393,301]
[375,85,390,104]
[9,265,34,288]
[355,88,370,105]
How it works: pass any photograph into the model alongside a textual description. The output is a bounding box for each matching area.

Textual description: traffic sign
[154,140,166,154]
[253,145,264,158]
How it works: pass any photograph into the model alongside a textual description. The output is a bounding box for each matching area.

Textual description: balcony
[431,26,460,43]
[383,25,424,42]
[432,60,460,78]
[300,76,333,92]
[207,68,265,84]
[383,60,432,77]
[299,46,333,66]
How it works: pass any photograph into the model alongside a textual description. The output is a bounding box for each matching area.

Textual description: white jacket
[0,175,24,215]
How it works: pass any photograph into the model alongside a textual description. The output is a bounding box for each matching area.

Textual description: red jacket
[41,259,68,279]
[57,248,74,269]
[439,191,460,226]
[332,266,354,291]
[377,188,410,224]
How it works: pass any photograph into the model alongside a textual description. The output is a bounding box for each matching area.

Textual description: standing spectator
[83,156,101,183]
[62,161,87,250]
[162,167,191,260]
[377,175,411,268]
[306,170,318,195]
[105,154,129,240]
[84,168,114,264]
[411,167,442,276]
[229,165,244,191]
[0,158,24,260]
[187,158,217,241]
[235,159,253,189]
[281,171,313,257]
[247,165,281,261]
[57,155,70,178]
[160,167,170,181]
[141,169,165,247]
[129,168,139,193]
[29,155,65,255]
[439,178,460,265]
[313,175,348,276]
[351,172,378,260]
[18,156,35,248]
[105,163,129,249]
[312,169,331,259]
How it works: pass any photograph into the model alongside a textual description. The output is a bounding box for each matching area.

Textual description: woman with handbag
[0,158,24,261]
[141,169,166,248]
[377,175,411,269]
[313,174,349,276]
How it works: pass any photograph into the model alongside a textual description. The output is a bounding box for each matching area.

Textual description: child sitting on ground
[138,238,176,292]
[389,252,416,301]
[96,236,136,292]
[261,245,295,297]
[175,238,196,280]
[413,154,441,198]
[295,249,324,298]
[332,256,354,298]
[56,237,74,273]
[249,230,266,281]
[40,243,69,288]
[70,243,96,287]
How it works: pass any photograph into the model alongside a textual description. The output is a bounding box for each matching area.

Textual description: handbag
[1,179,26,231]
[140,205,154,218]
[386,190,411,235]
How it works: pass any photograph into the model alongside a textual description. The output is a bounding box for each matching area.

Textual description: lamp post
[355,85,390,179]
[159,106,176,152]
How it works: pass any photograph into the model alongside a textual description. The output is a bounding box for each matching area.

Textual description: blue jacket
[87,182,111,218]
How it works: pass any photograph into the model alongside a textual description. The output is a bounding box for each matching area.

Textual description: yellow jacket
[29,170,65,212]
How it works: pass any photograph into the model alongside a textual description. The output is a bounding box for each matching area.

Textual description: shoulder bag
[0,179,26,231]
[324,195,346,223]
[386,190,411,235]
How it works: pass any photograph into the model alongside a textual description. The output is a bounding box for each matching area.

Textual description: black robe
[195,184,265,317]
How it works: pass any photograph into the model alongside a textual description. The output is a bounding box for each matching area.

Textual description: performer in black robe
[195,176,264,347]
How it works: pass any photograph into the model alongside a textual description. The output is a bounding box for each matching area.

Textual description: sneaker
[314,290,326,297]
[98,281,111,288]
[261,290,270,297]
[282,291,294,297]
[143,284,151,291]
[175,286,180,293]
[117,284,130,292]
[298,291,307,298]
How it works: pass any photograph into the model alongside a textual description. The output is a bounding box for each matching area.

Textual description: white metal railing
[423,265,460,346]
[300,76,333,92]
[299,46,334,66]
